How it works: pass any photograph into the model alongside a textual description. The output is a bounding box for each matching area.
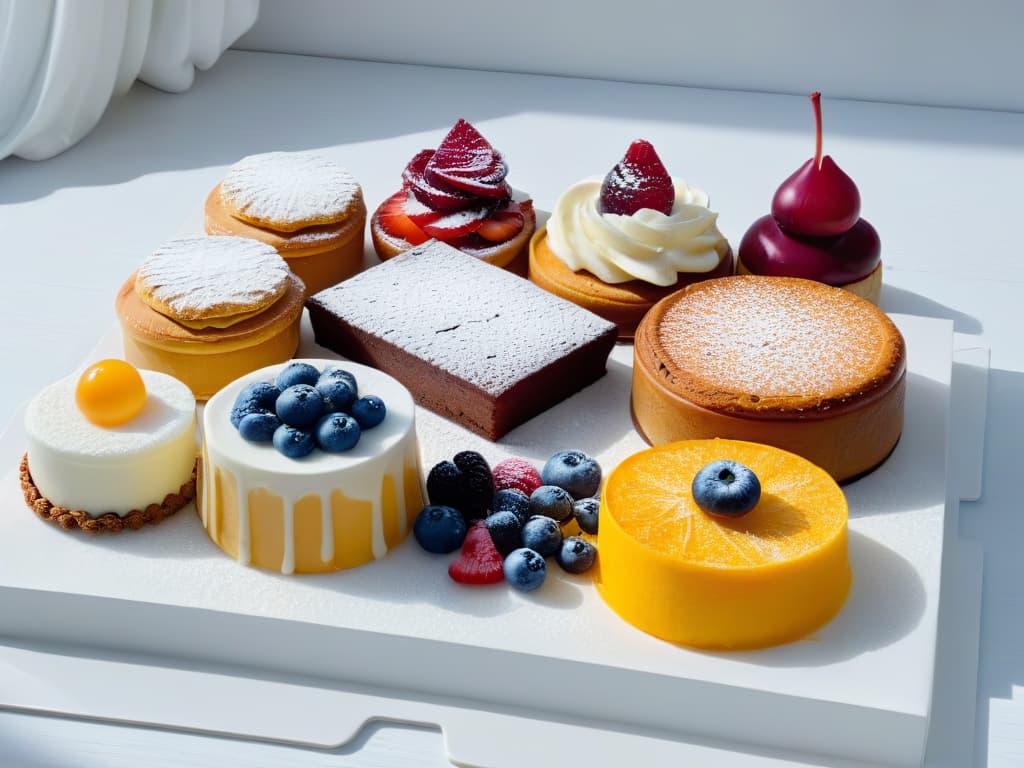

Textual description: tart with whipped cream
[116,236,304,400]
[205,151,367,296]
[529,140,732,339]
[21,359,197,533]
[371,119,536,274]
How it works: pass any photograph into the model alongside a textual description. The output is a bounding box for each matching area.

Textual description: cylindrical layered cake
[23,365,197,522]
[632,276,906,483]
[199,360,423,574]
[596,439,851,650]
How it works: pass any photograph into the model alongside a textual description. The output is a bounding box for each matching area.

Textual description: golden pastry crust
[636,276,905,417]
[218,151,362,232]
[20,454,197,533]
[529,226,734,339]
[118,272,304,352]
[134,236,291,324]
[369,201,535,276]
[205,184,367,296]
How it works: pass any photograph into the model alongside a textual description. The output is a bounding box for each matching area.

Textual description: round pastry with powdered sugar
[219,151,362,232]
[134,235,291,327]
[631,275,906,483]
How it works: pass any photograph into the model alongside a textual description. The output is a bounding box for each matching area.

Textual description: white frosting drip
[25,370,196,515]
[220,151,360,226]
[201,360,418,574]
[546,179,728,286]
[136,236,289,320]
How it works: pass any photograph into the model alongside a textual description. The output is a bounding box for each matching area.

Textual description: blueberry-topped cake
[306,240,618,440]
[199,360,422,574]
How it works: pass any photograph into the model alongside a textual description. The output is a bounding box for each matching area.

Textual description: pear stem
[811,92,823,170]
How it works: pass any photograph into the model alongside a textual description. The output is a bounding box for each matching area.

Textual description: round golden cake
[596,438,851,650]
[529,226,734,339]
[205,151,368,297]
[632,275,905,482]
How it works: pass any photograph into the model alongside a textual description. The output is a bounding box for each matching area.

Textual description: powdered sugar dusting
[658,278,891,399]
[310,241,617,396]
[220,151,360,227]
[137,236,289,319]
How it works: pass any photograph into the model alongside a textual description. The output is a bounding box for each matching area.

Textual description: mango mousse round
[595,438,851,650]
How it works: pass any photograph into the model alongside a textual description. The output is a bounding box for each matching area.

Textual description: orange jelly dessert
[75,359,147,427]
[595,438,851,650]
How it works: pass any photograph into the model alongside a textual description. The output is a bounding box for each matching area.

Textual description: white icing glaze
[546,179,728,286]
[136,236,289,321]
[25,370,196,515]
[309,241,617,397]
[201,360,419,574]
[220,151,360,226]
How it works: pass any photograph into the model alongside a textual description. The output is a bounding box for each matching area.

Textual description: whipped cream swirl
[546,179,728,286]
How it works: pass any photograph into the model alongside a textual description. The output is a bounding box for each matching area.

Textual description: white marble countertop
[0,50,1021,767]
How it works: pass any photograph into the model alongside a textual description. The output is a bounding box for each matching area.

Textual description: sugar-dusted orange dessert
[530,140,732,339]
[632,275,905,482]
[205,151,367,296]
[371,119,535,274]
[595,438,851,650]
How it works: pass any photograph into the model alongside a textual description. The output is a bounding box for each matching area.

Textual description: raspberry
[492,458,543,497]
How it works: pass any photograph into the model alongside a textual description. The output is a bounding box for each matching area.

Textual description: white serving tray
[0,313,982,767]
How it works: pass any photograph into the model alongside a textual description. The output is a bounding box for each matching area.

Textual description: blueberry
[272,424,316,459]
[314,412,361,452]
[492,488,530,525]
[238,411,280,442]
[503,548,547,592]
[413,505,467,554]
[528,485,574,523]
[691,460,761,517]
[230,381,281,428]
[351,395,387,429]
[316,377,356,413]
[276,362,321,391]
[521,515,562,557]
[556,537,597,574]
[275,384,325,428]
[485,510,523,555]
[541,450,602,499]
[573,498,600,535]
[319,366,358,398]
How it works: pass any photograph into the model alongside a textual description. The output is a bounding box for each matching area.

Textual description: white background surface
[237,0,1024,112]
[0,50,1020,766]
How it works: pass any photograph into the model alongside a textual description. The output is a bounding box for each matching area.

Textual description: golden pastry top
[636,275,905,418]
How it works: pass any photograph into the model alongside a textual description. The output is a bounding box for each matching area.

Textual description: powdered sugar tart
[631,275,906,482]
[218,151,362,231]
[135,236,290,327]
[206,151,368,296]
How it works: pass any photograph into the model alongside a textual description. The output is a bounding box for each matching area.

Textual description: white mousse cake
[24,367,197,518]
[199,360,423,574]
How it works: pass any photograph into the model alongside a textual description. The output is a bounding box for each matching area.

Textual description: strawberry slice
[402,149,475,211]
[420,203,494,239]
[448,521,504,585]
[598,139,675,216]
[426,119,504,179]
[427,166,510,199]
[402,192,445,227]
[476,208,525,243]
[377,191,430,245]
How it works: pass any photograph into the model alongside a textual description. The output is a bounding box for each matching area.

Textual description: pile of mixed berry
[413,449,601,592]
[230,362,387,458]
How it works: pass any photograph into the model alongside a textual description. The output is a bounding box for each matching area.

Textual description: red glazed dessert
[738,93,881,304]
[371,119,535,275]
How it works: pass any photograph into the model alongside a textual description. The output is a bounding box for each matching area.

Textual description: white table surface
[0,50,1020,767]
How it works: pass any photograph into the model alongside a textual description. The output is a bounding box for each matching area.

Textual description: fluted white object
[0,0,259,161]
